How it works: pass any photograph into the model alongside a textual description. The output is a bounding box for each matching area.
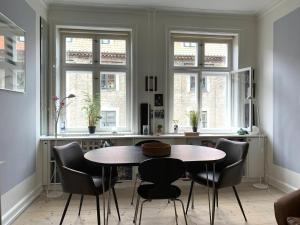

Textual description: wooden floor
[12,182,283,225]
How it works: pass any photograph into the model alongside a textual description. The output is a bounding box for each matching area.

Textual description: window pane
[100,39,126,65]
[201,72,229,128]
[101,111,116,127]
[66,71,93,129]
[204,43,228,68]
[174,42,198,67]
[173,73,198,131]
[65,37,93,64]
[100,72,127,128]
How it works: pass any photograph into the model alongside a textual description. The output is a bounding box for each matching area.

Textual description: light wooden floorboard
[12,182,283,225]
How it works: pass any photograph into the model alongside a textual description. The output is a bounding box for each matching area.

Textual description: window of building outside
[170,34,232,132]
[60,30,131,132]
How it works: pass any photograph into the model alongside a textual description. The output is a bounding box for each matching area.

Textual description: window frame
[168,34,233,132]
[59,30,132,133]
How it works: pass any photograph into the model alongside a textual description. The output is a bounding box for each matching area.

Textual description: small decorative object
[145,76,157,91]
[189,110,200,132]
[82,93,101,134]
[53,94,76,138]
[142,125,149,135]
[173,120,179,133]
[154,94,163,106]
[154,109,164,119]
[142,142,171,157]
[237,128,249,135]
[157,124,163,135]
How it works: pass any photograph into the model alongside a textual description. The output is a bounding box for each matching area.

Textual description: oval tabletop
[84,145,226,166]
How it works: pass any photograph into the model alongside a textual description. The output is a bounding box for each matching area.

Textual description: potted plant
[189,111,200,132]
[157,124,163,135]
[82,93,101,134]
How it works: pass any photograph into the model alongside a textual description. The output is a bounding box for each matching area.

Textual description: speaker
[140,103,151,134]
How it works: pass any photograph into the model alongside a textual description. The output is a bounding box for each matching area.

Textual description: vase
[192,127,198,132]
[88,126,96,134]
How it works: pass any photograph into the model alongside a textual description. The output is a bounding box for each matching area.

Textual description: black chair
[134,158,188,225]
[53,142,121,225]
[130,140,162,205]
[186,138,249,223]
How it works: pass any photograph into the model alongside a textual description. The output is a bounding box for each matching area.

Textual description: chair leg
[232,186,247,221]
[212,188,216,225]
[131,174,138,205]
[133,195,140,223]
[96,195,101,225]
[78,194,84,216]
[215,190,219,208]
[176,199,188,225]
[59,193,72,225]
[186,181,194,214]
[112,187,121,221]
[173,200,178,225]
[138,200,148,225]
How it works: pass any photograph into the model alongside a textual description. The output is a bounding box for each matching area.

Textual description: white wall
[257,0,300,192]
[48,5,257,133]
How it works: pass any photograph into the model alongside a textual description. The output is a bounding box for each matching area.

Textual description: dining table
[84,144,226,225]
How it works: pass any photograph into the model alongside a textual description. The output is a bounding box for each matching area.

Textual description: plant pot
[192,127,198,132]
[88,126,96,134]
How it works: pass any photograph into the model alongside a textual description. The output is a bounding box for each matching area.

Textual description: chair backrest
[135,139,161,146]
[138,158,185,185]
[53,142,85,171]
[215,138,249,169]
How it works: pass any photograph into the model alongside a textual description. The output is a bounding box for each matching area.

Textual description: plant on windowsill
[53,94,76,138]
[82,93,101,134]
[189,110,200,133]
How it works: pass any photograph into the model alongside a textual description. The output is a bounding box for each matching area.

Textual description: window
[101,73,116,90]
[169,34,232,132]
[101,111,116,127]
[60,30,131,132]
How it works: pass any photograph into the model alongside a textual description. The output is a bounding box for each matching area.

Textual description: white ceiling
[44,0,282,14]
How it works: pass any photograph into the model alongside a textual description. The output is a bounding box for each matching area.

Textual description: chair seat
[137,184,181,200]
[288,217,300,225]
[187,170,221,187]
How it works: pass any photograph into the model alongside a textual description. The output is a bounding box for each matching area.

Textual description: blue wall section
[0,0,37,193]
[274,7,300,173]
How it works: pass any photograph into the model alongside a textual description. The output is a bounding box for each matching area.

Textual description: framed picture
[0,12,26,93]
[154,94,163,106]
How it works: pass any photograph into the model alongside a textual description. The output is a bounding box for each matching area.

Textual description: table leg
[102,168,106,225]
[206,163,211,225]
[106,166,112,225]
[211,163,216,225]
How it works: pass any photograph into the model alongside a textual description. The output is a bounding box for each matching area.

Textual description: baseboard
[267,175,297,193]
[2,185,42,225]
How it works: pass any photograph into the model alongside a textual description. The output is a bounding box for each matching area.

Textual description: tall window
[60,31,131,132]
[170,34,232,132]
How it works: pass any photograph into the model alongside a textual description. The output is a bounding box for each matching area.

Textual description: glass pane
[231,69,252,129]
[201,72,229,128]
[204,43,228,68]
[100,72,127,128]
[174,42,198,67]
[173,73,198,131]
[100,39,126,65]
[66,71,93,129]
[65,37,93,64]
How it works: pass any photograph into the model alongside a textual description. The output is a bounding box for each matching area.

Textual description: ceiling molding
[257,0,285,18]
[48,3,257,20]
[45,0,280,16]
